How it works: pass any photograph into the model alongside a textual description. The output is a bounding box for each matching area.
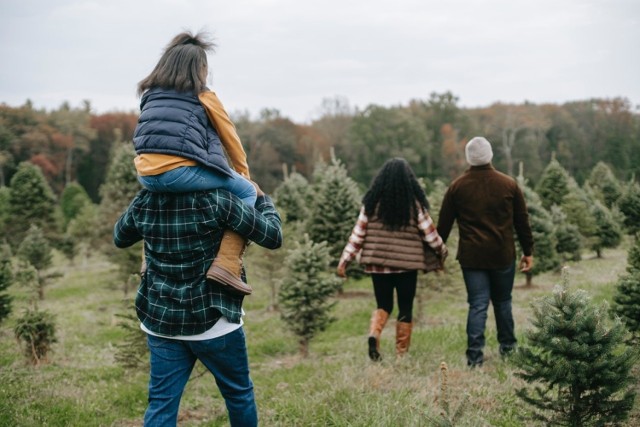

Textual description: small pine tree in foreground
[513,269,637,426]
[426,362,470,427]
[14,308,57,365]
[278,235,341,357]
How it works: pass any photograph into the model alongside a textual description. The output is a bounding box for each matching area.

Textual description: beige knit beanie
[465,137,493,166]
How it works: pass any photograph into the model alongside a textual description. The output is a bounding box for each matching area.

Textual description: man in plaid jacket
[114,184,282,427]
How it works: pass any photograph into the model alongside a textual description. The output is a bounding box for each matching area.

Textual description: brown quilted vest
[360,215,441,271]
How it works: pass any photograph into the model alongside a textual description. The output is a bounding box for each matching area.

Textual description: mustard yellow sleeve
[198,91,250,178]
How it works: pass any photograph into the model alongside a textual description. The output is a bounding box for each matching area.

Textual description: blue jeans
[138,166,257,206]
[462,263,517,365]
[144,328,257,427]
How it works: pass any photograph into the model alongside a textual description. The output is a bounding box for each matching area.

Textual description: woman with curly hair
[337,158,447,360]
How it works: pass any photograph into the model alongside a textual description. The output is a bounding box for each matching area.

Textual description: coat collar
[468,163,494,172]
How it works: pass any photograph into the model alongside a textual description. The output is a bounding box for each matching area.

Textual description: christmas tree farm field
[0,244,638,426]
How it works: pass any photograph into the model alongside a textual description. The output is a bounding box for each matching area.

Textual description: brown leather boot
[395,321,413,357]
[367,309,389,361]
[206,230,252,295]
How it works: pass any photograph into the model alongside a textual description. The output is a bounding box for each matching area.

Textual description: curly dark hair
[362,158,430,230]
[138,31,216,96]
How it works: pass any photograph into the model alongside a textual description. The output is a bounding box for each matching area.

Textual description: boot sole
[368,336,381,361]
[207,265,253,296]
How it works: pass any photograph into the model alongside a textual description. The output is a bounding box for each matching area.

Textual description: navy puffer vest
[133,87,233,177]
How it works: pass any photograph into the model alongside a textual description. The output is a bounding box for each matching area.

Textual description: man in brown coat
[437,136,534,367]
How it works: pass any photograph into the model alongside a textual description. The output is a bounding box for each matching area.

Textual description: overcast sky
[1,0,638,123]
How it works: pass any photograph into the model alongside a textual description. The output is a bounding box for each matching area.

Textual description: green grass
[0,242,638,426]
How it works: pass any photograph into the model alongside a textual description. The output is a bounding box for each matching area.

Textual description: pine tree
[561,178,597,239]
[418,179,461,293]
[7,162,59,248]
[586,161,622,208]
[425,179,448,224]
[517,173,560,285]
[58,181,93,261]
[278,235,342,357]
[617,180,640,236]
[113,310,149,370]
[98,142,142,291]
[66,202,100,267]
[14,308,57,365]
[0,242,13,324]
[60,181,92,229]
[16,225,54,300]
[588,199,622,258]
[98,142,141,234]
[11,255,58,372]
[514,271,637,426]
[17,225,52,271]
[0,186,9,237]
[536,156,570,210]
[550,205,582,262]
[307,156,362,267]
[613,237,640,340]
[627,238,640,272]
[273,171,312,223]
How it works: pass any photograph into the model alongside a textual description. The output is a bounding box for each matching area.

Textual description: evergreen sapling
[278,235,341,357]
[513,269,637,426]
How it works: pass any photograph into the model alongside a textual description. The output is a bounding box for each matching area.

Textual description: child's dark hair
[362,158,430,230]
[138,31,216,96]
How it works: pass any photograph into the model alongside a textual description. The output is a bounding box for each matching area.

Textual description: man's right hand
[520,255,533,273]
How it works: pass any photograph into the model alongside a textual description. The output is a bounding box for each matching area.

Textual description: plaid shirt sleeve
[418,207,444,252]
[339,206,368,267]
[113,192,144,248]
[201,192,283,249]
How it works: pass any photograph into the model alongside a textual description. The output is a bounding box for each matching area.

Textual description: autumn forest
[1,92,638,201]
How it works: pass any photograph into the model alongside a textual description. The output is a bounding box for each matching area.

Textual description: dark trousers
[462,263,517,365]
[371,271,417,322]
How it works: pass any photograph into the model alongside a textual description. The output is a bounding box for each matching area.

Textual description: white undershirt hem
[141,312,244,341]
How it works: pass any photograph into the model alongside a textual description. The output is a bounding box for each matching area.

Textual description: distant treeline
[1,92,638,199]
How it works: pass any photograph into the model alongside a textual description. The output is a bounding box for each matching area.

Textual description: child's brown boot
[206,230,252,295]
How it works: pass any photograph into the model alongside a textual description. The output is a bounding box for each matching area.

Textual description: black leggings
[371,271,417,323]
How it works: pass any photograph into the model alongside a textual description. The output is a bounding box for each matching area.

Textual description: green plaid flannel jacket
[113,189,282,336]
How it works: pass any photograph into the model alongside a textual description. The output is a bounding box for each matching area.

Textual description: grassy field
[1,241,638,426]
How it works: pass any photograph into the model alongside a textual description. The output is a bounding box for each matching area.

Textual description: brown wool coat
[437,164,534,269]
